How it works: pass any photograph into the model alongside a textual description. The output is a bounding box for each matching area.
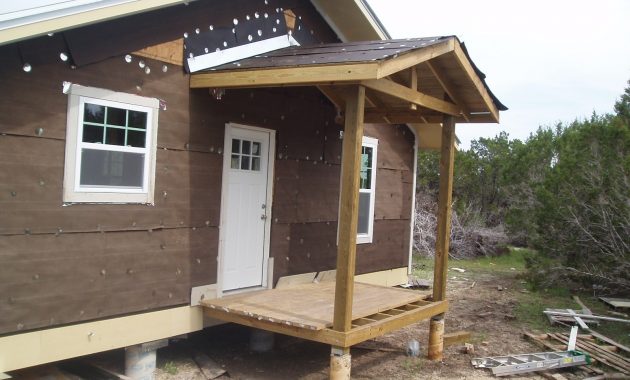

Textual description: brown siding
[0,0,416,336]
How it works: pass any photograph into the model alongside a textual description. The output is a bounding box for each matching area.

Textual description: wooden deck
[201,282,448,347]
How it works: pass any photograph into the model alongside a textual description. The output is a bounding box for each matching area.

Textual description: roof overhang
[310,0,388,41]
[190,36,504,126]
[0,0,189,46]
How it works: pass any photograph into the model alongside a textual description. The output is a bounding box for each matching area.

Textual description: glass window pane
[105,127,125,146]
[107,107,127,126]
[242,140,251,155]
[128,110,147,129]
[231,155,240,169]
[360,147,373,189]
[127,130,146,148]
[80,149,144,188]
[84,103,105,123]
[240,155,250,170]
[358,192,371,234]
[251,157,260,171]
[252,142,261,156]
[82,124,103,143]
[232,139,240,154]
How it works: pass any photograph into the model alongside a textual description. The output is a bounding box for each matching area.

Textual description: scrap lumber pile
[524,332,630,376]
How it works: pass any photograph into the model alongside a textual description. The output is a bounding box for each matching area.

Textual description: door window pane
[232,139,241,154]
[252,142,261,156]
[242,140,251,155]
[231,155,240,169]
[240,156,250,170]
[251,157,260,171]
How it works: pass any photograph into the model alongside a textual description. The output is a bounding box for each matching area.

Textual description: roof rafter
[426,60,470,122]
[376,38,454,78]
[361,78,461,116]
[451,44,500,122]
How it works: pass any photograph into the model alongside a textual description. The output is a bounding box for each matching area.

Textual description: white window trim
[62,84,159,204]
[357,136,378,244]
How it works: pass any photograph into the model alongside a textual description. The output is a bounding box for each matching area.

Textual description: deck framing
[203,295,448,347]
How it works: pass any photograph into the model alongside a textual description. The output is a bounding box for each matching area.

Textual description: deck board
[201,282,430,330]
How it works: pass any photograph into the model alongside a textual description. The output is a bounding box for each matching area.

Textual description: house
[0,0,505,377]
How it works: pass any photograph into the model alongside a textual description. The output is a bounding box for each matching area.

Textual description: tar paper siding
[0,0,414,336]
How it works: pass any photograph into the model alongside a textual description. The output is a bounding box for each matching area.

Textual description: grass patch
[411,246,531,279]
[162,361,178,375]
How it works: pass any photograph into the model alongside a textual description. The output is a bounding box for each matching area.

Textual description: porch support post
[330,85,365,379]
[333,84,365,333]
[428,115,455,361]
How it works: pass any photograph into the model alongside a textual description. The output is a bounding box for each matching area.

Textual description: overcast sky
[367,0,630,149]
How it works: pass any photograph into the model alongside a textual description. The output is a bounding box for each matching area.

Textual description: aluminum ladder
[471,350,590,376]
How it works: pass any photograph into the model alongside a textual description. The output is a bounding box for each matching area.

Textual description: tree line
[416,82,629,293]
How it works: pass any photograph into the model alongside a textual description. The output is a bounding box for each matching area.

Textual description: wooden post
[429,115,455,361]
[333,85,365,333]
[330,85,365,380]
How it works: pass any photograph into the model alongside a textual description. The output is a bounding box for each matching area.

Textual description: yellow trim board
[0,306,203,373]
[355,267,408,287]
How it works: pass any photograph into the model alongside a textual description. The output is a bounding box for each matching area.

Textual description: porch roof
[190,36,506,126]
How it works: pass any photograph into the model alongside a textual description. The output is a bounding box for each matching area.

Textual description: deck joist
[201,282,448,347]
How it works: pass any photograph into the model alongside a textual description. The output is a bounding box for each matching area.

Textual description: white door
[221,125,272,291]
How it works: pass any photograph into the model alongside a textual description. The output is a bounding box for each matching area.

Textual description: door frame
[216,122,276,297]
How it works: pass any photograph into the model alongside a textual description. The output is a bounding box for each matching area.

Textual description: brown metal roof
[190,36,506,124]
[206,37,446,70]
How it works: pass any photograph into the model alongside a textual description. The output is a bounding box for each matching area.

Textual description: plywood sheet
[600,297,630,309]
[202,281,429,330]
[134,39,184,66]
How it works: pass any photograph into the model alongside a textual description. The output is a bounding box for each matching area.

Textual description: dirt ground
[12,267,567,380]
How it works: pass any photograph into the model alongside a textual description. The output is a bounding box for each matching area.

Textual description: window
[230,138,262,171]
[63,84,159,204]
[357,136,378,244]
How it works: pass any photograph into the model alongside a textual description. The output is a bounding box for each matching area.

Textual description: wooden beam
[433,115,456,301]
[426,60,470,121]
[203,309,346,346]
[409,67,418,110]
[361,78,461,116]
[377,38,455,78]
[451,45,500,123]
[344,300,448,346]
[317,85,345,110]
[333,85,365,333]
[190,64,377,89]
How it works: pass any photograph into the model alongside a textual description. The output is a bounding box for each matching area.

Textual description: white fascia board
[0,0,188,46]
[187,34,299,73]
[0,0,133,27]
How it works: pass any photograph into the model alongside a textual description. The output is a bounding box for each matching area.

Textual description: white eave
[0,0,189,46]
[310,0,387,42]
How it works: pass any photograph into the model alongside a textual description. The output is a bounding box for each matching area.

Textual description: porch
[201,281,447,347]
[191,36,504,377]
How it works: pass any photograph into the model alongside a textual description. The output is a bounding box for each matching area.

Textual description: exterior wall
[0,0,414,337]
